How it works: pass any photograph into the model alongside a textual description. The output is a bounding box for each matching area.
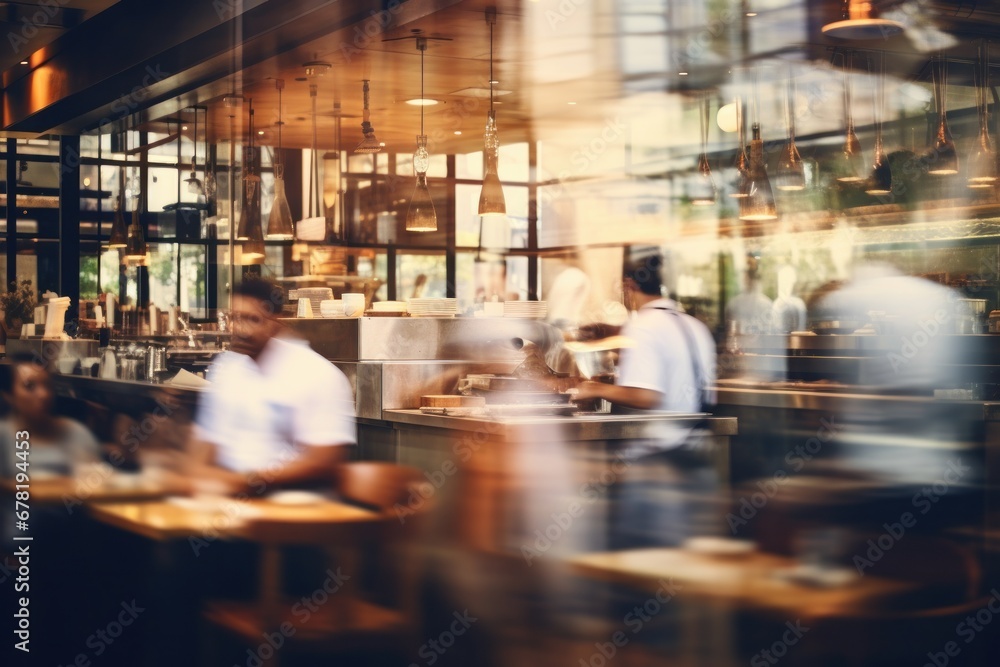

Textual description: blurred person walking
[188,278,356,495]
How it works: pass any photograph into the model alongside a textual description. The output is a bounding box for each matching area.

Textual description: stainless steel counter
[382,408,736,440]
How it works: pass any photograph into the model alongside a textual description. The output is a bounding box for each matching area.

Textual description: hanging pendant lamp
[184,109,204,195]
[355,80,382,154]
[124,186,148,262]
[822,0,904,40]
[690,93,717,205]
[866,51,893,196]
[266,79,295,239]
[731,97,751,199]
[927,56,959,176]
[295,84,327,241]
[478,7,507,217]
[406,37,438,232]
[969,42,997,188]
[838,52,866,183]
[739,122,778,221]
[107,169,128,248]
[775,74,806,191]
[237,100,266,263]
[323,102,345,243]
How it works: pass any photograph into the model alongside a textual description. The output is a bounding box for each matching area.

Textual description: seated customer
[187,278,356,495]
[0,352,101,482]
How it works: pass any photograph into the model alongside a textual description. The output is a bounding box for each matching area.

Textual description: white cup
[342,293,365,317]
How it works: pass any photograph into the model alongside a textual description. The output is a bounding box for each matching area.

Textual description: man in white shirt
[576,250,719,547]
[189,279,356,494]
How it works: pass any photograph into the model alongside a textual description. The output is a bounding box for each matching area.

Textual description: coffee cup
[342,293,365,317]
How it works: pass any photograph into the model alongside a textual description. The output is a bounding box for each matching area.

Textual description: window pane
[148,168,179,212]
[145,243,178,311]
[180,245,206,318]
[396,252,447,301]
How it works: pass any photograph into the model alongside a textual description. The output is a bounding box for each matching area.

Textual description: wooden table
[1,475,182,506]
[569,547,915,620]
[88,496,380,541]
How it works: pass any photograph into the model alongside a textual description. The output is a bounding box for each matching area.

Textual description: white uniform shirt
[617,299,717,448]
[195,336,356,472]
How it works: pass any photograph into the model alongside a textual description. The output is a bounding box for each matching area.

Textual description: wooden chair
[201,462,429,666]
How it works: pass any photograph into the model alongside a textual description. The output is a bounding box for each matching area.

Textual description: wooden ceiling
[9,0,1000,156]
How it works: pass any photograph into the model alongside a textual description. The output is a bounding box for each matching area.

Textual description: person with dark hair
[575,249,719,547]
[0,353,101,482]
[187,278,356,494]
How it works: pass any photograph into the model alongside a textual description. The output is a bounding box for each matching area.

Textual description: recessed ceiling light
[20,60,28,65]
[746,12,757,17]
[379,142,386,147]
[489,79,499,85]
[567,101,577,105]
[182,125,188,131]
[258,130,264,135]
[679,72,689,76]
[405,98,439,106]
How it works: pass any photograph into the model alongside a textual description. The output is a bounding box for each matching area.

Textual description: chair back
[335,461,425,513]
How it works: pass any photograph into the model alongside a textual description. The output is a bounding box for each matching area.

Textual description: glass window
[456,151,484,180]
[396,252,447,301]
[147,167,179,212]
[179,245,206,318]
[144,243,178,310]
[348,153,373,173]
[455,253,526,312]
[456,184,529,249]
[499,142,530,182]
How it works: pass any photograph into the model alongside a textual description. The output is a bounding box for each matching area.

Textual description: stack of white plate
[407,298,458,317]
[372,301,408,314]
[289,287,334,314]
[503,301,548,319]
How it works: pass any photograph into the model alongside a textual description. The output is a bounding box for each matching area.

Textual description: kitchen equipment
[955,298,987,334]
[564,335,633,380]
[809,319,862,335]
[420,395,486,409]
[146,345,168,381]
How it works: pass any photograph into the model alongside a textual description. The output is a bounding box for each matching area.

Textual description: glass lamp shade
[866,139,893,195]
[478,110,507,216]
[837,127,866,182]
[928,64,959,176]
[237,177,266,263]
[690,154,717,206]
[406,173,437,232]
[731,149,751,198]
[739,124,778,221]
[406,135,437,232]
[775,141,806,191]
[124,208,147,261]
[108,198,128,248]
[967,126,997,188]
[266,171,295,240]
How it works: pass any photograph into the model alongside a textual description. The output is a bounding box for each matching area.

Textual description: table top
[1,475,181,505]
[88,496,380,541]
[568,547,915,619]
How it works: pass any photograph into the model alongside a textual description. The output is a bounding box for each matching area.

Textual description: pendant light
[739,75,777,222]
[323,102,345,243]
[354,80,382,154]
[927,56,959,175]
[730,96,751,199]
[837,52,866,183]
[866,51,893,196]
[184,109,204,195]
[406,37,437,232]
[107,168,128,248]
[478,7,506,217]
[775,73,806,191]
[237,100,265,263]
[296,84,327,241]
[690,93,717,205]
[822,0,904,40]
[124,179,148,262]
[266,79,295,239]
[968,41,997,188]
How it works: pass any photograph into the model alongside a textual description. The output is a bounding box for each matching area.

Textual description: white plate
[267,490,329,506]
[683,537,756,557]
